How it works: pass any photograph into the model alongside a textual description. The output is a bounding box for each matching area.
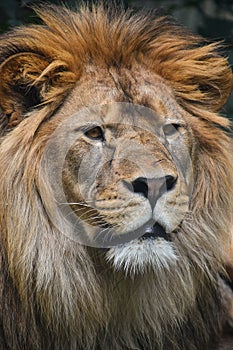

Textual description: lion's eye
[163,123,181,137]
[84,126,105,141]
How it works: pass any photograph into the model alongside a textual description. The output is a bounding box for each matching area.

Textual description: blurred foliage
[0,0,232,117]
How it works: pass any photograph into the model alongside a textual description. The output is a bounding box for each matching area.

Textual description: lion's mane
[0,3,232,350]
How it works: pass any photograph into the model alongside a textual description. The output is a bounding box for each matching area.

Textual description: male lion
[0,3,232,350]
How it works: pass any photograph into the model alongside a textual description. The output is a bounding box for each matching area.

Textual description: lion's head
[0,4,232,350]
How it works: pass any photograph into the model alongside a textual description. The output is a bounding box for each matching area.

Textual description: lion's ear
[0,52,68,130]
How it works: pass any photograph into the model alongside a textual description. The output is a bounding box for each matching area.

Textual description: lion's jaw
[106,238,178,275]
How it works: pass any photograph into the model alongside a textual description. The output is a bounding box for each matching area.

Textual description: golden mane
[0,3,231,127]
[0,3,232,350]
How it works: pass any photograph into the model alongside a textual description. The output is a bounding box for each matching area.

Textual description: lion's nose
[131,175,177,208]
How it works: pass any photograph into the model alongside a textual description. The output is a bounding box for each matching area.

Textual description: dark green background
[0,0,232,117]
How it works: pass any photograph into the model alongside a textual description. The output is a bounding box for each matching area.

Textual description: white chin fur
[106,238,178,276]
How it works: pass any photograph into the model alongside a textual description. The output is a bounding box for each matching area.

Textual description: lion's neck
[84,252,223,350]
[0,243,224,350]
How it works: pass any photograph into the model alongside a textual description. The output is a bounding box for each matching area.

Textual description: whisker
[94,222,123,242]
[73,208,99,216]
[77,219,109,227]
[61,207,100,221]
[58,201,94,208]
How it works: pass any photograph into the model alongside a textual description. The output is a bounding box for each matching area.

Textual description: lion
[0,3,232,350]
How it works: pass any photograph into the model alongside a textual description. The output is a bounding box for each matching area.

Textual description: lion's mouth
[140,223,171,241]
[83,218,171,246]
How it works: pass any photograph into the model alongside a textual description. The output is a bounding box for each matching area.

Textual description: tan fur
[0,3,232,350]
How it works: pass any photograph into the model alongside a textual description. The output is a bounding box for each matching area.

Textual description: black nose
[131,175,177,207]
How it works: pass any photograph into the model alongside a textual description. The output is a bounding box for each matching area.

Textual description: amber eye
[84,126,104,141]
[163,123,181,137]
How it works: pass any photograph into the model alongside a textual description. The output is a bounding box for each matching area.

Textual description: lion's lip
[140,222,171,241]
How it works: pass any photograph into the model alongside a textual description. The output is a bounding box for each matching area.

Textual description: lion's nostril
[132,177,149,198]
[165,175,177,191]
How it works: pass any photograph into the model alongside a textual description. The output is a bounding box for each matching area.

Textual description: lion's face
[48,66,195,273]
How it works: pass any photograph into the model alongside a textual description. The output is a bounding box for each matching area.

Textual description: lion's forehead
[58,65,183,126]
